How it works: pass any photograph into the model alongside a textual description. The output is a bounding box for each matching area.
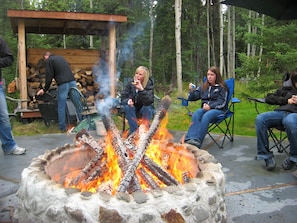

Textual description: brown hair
[290,69,297,88]
[202,66,228,91]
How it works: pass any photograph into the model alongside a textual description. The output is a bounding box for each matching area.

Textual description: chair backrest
[68,87,89,114]
[225,78,235,110]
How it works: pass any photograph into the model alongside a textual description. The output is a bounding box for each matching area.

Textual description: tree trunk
[257,15,265,77]
[207,0,210,68]
[149,0,154,77]
[219,3,224,76]
[226,6,236,79]
[175,0,183,95]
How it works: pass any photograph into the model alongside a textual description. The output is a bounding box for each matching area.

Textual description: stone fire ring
[14,143,227,223]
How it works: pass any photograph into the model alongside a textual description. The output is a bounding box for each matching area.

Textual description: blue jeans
[0,84,17,153]
[256,111,297,162]
[185,108,224,147]
[123,104,154,134]
[57,81,77,131]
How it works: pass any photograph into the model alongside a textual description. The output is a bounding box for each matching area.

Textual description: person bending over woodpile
[36,52,81,132]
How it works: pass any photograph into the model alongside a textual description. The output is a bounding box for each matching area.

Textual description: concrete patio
[0,131,296,222]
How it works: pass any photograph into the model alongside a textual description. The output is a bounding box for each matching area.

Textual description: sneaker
[185,139,201,149]
[6,146,26,155]
[282,157,295,170]
[264,157,276,171]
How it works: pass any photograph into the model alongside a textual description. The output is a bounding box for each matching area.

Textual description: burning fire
[52,114,198,195]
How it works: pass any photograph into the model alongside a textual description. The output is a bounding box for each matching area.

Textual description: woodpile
[26,58,99,109]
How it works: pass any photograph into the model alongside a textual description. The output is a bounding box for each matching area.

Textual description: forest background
[1,0,297,136]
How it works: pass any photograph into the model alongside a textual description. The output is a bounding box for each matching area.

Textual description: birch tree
[149,0,155,77]
[175,0,183,94]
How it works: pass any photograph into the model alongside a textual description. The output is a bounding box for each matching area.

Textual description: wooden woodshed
[7,9,127,118]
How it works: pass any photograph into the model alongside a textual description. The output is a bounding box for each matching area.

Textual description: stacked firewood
[26,59,99,109]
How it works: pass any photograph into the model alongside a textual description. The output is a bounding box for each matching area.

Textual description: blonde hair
[135,66,150,88]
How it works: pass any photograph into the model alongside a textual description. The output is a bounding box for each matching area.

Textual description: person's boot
[265,157,276,171]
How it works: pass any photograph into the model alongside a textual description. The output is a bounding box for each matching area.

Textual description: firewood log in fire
[124,134,179,187]
[69,130,106,186]
[101,112,142,193]
[117,95,173,193]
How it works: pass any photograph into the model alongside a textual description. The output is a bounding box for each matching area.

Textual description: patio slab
[0,131,296,222]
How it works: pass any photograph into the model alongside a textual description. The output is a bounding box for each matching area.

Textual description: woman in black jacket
[184,66,228,149]
[121,66,154,135]
[255,69,297,171]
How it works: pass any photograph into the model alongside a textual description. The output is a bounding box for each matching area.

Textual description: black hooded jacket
[44,54,75,92]
[0,38,14,81]
[265,80,297,113]
[121,77,154,111]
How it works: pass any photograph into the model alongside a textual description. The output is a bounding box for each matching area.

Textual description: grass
[10,79,276,137]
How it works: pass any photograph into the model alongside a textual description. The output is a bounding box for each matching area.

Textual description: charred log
[117,96,172,193]
[101,113,142,193]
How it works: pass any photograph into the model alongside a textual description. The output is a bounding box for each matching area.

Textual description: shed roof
[7,9,127,36]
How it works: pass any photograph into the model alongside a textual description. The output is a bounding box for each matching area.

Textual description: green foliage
[2,0,297,138]
[234,10,297,77]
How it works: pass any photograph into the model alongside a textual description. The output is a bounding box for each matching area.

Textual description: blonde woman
[121,66,154,135]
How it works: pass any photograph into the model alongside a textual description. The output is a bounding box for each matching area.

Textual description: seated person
[184,66,229,149]
[121,66,154,135]
[255,69,297,171]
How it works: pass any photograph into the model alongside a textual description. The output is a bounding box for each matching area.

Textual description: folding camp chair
[248,97,289,155]
[248,72,291,155]
[68,87,98,130]
[178,77,240,149]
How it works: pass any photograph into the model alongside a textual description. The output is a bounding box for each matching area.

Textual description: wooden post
[18,19,27,109]
[108,23,116,98]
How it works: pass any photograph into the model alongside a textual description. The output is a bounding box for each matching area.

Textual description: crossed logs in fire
[52,95,199,195]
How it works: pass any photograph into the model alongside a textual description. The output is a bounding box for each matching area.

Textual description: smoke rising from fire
[94,22,147,116]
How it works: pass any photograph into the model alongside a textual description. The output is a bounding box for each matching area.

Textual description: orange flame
[55,114,198,195]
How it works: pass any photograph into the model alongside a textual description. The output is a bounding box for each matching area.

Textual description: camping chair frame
[248,97,289,155]
[68,87,98,130]
[178,77,240,149]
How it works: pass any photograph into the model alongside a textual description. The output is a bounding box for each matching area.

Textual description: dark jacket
[0,38,14,81]
[188,84,228,110]
[121,77,154,110]
[44,55,75,91]
[265,85,297,113]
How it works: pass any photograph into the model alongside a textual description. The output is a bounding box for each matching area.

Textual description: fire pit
[14,96,227,223]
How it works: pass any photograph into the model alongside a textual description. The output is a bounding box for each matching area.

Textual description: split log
[75,129,104,154]
[182,172,190,184]
[124,135,179,187]
[137,168,160,190]
[85,160,108,183]
[117,95,172,193]
[141,155,179,186]
[69,152,105,186]
[101,112,142,193]
[69,130,105,186]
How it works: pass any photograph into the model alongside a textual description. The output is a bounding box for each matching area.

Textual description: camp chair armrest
[177,97,189,106]
[248,97,266,114]
[231,97,240,103]
[247,97,266,103]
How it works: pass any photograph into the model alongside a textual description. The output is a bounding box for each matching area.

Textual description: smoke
[94,21,147,116]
